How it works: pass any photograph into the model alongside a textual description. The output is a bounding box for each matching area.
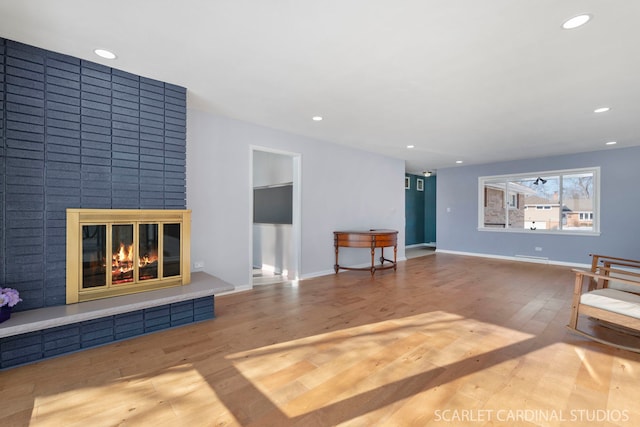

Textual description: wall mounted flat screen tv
[253,184,293,224]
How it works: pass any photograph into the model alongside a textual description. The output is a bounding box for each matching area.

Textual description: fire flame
[111,244,158,282]
[112,243,134,272]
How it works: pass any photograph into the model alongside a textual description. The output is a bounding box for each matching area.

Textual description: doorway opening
[250,148,301,286]
[404,172,437,254]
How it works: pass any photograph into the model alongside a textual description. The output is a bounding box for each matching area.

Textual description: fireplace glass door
[68,209,191,304]
[112,224,134,285]
[82,225,107,288]
[139,224,159,281]
[80,222,181,292]
[163,223,181,277]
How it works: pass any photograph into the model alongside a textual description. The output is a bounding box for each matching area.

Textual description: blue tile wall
[1,331,43,367]
[0,39,5,291]
[43,324,81,358]
[0,38,187,310]
[0,297,214,369]
[144,305,171,332]
[194,295,215,321]
[0,37,193,369]
[114,311,144,340]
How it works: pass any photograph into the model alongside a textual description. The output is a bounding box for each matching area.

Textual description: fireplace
[66,209,191,303]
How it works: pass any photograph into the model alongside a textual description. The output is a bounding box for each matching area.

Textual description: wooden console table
[334,229,398,275]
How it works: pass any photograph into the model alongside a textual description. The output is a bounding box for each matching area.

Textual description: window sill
[478,227,600,237]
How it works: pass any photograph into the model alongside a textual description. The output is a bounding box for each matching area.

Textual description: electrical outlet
[535,247,542,252]
[194,261,205,269]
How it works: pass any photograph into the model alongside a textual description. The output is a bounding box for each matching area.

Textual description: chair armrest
[572,269,640,291]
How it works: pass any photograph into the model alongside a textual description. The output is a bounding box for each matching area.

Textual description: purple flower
[0,288,22,308]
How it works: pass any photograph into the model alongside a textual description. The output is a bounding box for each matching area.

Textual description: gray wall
[187,109,406,288]
[0,38,186,311]
[436,146,640,264]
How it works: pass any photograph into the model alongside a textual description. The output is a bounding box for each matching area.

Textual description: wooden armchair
[588,254,640,293]
[568,267,640,352]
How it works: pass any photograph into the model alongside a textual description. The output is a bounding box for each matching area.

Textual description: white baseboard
[217,284,252,296]
[406,243,436,249]
[253,250,584,289]
[435,249,590,268]
[299,257,408,280]
[301,269,336,280]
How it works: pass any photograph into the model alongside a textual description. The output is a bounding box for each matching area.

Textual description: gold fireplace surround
[66,209,191,304]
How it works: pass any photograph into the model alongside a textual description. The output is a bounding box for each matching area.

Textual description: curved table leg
[393,244,397,270]
[370,246,375,275]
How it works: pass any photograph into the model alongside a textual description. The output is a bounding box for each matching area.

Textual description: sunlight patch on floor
[227,311,534,419]
[31,364,224,426]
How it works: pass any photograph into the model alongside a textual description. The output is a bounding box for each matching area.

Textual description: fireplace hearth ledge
[0,272,234,339]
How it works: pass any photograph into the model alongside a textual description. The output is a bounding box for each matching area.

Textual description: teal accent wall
[405,174,436,246]
[424,175,436,244]
[405,174,424,245]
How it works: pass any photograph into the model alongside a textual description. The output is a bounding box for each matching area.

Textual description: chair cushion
[581,288,640,319]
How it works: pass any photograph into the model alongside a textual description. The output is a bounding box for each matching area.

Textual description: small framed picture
[417,178,424,191]
[405,176,410,189]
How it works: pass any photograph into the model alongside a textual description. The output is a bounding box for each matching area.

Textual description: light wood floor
[3,253,640,426]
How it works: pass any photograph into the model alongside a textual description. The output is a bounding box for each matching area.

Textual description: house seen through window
[479,167,599,234]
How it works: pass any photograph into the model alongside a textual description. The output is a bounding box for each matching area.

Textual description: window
[579,212,594,221]
[479,167,599,234]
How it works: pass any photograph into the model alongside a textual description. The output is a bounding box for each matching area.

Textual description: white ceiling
[1,0,639,174]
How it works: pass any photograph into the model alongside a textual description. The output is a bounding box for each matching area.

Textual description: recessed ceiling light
[94,48,117,59]
[606,141,617,145]
[562,14,591,30]
[407,145,415,149]
[594,107,610,113]
[312,116,323,121]
[456,160,463,164]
